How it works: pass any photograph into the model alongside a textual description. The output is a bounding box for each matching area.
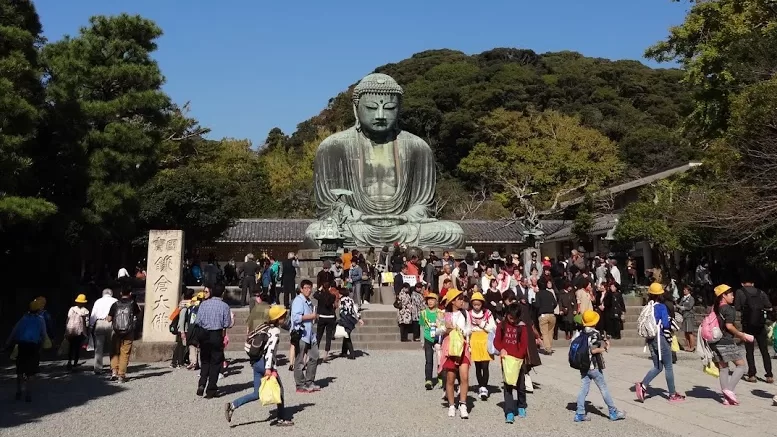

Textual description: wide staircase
[225,305,421,352]
[224,295,653,352]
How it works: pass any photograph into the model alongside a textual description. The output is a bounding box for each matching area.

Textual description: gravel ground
[1,350,678,437]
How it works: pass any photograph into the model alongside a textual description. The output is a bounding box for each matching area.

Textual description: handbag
[334,324,349,339]
[448,329,465,357]
[259,375,282,406]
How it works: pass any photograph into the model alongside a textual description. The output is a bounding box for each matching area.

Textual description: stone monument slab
[142,229,184,342]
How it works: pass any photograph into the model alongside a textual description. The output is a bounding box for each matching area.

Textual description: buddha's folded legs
[304,220,464,248]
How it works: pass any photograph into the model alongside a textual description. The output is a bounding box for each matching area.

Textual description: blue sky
[33,0,689,146]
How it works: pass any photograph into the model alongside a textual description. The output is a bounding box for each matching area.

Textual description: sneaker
[635,382,646,402]
[458,403,469,419]
[722,389,739,405]
[744,375,757,383]
[296,387,309,394]
[448,405,456,418]
[224,403,234,423]
[479,386,488,400]
[307,383,321,392]
[196,386,205,397]
[109,374,119,382]
[668,393,686,403]
[276,419,294,427]
[505,413,515,424]
[608,409,626,421]
[574,413,590,422]
[425,380,433,390]
[118,376,127,384]
[518,408,526,418]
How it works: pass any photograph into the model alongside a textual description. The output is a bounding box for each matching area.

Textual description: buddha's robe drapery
[304,127,464,248]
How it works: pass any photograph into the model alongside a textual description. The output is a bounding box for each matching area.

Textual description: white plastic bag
[334,325,349,339]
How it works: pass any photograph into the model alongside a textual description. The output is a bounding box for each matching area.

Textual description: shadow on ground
[0,361,165,429]
[229,402,315,428]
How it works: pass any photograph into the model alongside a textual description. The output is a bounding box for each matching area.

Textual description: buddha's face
[356,93,400,137]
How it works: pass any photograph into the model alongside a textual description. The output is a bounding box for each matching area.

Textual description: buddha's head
[352,73,403,140]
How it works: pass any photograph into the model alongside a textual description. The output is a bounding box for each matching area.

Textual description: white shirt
[117,268,129,279]
[90,295,118,327]
[610,265,621,285]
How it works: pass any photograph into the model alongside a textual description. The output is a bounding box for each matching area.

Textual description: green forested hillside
[285,48,694,180]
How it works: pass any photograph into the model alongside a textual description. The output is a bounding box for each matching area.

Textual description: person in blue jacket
[635,283,685,403]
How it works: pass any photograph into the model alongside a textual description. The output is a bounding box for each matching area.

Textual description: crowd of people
[4,246,777,428]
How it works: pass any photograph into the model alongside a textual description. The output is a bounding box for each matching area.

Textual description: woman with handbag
[338,288,364,359]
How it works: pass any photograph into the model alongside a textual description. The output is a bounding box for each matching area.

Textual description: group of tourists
[5,247,777,428]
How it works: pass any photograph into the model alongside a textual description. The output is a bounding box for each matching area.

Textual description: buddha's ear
[353,102,361,132]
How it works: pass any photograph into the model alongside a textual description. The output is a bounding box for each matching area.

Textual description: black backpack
[245,323,271,360]
[568,331,591,371]
[742,287,766,328]
[113,301,136,335]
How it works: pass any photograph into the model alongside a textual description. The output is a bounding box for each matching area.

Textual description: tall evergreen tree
[0,0,56,228]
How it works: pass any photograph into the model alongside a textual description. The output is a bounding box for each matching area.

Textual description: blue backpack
[568,330,591,371]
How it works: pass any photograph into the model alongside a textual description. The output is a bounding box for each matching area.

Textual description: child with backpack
[493,303,529,423]
[635,283,685,403]
[185,292,204,370]
[572,310,626,422]
[437,289,472,419]
[65,294,90,371]
[225,305,294,427]
[5,299,48,402]
[170,288,194,368]
[421,293,443,390]
[469,292,496,400]
[708,284,754,405]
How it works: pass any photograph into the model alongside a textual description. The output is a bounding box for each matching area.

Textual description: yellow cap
[196,292,205,300]
[470,292,485,303]
[582,310,600,327]
[74,294,88,304]
[29,299,43,312]
[268,305,287,322]
[425,293,439,301]
[442,289,464,306]
[648,283,664,295]
[714,284,732,297]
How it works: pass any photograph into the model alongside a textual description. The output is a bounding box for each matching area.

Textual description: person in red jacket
[494,303,529,423]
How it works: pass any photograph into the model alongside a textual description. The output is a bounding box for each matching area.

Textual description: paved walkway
[1,346,775,436]
[536,346,777,436]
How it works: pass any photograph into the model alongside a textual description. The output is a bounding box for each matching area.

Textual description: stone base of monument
[378,285,394,305]
[130,340,175,363]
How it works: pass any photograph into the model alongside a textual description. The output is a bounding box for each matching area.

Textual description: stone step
[225,339,422,352]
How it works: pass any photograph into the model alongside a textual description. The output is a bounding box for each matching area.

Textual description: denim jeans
[232,360,287,419]
[642,335,676,393]
[576,369,616,415]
